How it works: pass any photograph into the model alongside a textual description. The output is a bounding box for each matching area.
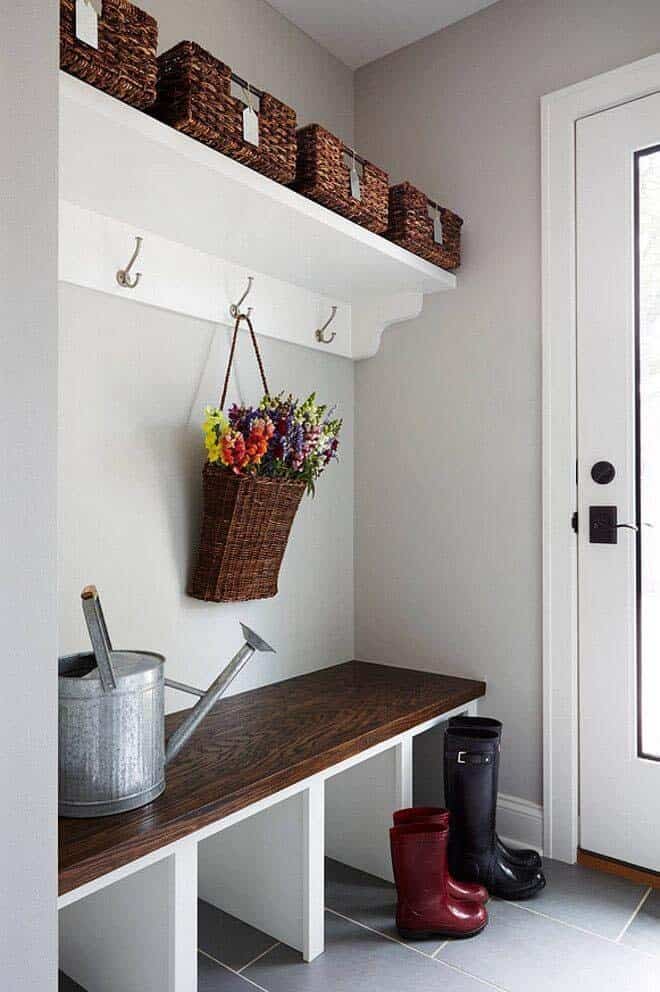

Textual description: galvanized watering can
[58,586,274,818]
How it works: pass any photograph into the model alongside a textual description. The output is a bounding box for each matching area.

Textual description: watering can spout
[240,623,275,654]
[164,623,275,765]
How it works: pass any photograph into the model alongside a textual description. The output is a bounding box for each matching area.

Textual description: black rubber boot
[447,716,542,869]
[444,727,546,900]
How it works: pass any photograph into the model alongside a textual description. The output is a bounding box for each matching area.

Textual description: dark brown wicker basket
[60,0,158,110]
[189,313,305,603]
[150,42,297,184]
[386,182,463,271]
[292,124,389,234]
[189,465,305,602]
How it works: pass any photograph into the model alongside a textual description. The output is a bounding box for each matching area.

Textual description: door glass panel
[637,146,660,760]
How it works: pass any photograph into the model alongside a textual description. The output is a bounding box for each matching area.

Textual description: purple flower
[324,437,339,465]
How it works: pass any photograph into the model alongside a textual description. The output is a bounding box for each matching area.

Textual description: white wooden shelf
[59,73,456,359]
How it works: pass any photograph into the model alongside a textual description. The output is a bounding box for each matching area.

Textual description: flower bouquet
[189,314,342,603]
[203,393,341,495]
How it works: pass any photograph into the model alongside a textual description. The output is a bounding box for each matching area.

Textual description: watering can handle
[81,586,118,693]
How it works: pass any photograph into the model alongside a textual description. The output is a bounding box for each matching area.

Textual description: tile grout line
[197,886,660,992]
[324,907,439,959]
[614,887,652,943]
[238,942,281,973]
[198,948,272,992]
[502,896,658,953]
[433,956,511,992]
[503,898,618,941]
[326,907,510,992]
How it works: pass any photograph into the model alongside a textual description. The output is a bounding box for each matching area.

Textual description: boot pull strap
[449,751,493,765]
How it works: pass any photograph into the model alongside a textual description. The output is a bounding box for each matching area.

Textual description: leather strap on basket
[220,314,270,409]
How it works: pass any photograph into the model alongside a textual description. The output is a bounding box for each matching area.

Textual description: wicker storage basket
[60,0,158,109]
[386,182,463,271]
[150,42,297,184]
[190,465,305,602]
[293,124,389,233]
[189,314,305,603]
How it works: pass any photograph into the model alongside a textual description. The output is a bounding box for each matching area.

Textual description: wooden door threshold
[578,849,660,889]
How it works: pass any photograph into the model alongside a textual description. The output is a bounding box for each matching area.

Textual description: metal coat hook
[230,276,254,319]
[316,306,338,344]
[116,236,143,289]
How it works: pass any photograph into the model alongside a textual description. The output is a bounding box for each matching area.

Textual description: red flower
[221,417,274,474]
[221,430,248,473]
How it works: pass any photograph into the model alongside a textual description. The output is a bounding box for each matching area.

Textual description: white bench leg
[303,780,325,962]
[198,784,325,962]
[396,736,414,811]
[325,738,413,883]
[59,842,198,992]
[171,843,198,991]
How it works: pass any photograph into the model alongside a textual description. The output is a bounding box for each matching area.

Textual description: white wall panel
[0,2,58,988]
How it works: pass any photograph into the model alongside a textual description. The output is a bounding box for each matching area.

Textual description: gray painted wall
[140,0,354,143]
[0,2,58,988]
[354,0,660,805]
[58,0,355,710]
[58,0,355,729]
[58,288,354,709]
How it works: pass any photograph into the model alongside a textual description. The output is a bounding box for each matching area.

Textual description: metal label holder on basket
[75,0,101,48]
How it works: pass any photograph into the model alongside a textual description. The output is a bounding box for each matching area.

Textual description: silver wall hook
[116,236,143,289]
[316,306,338,344]
[230,276,254,319]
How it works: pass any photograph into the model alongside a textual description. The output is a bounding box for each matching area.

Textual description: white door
[577,91,660,872]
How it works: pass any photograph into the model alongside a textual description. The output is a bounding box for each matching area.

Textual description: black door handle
[589,506,618,543]
[589,507,644,543]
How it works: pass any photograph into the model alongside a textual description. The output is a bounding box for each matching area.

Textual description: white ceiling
[268,0,500,69]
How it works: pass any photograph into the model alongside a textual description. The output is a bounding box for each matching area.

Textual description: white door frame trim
[542,52,660,862]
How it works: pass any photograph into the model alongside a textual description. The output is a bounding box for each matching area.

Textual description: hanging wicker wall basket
[190,466,305,603]
[189,315,305,603]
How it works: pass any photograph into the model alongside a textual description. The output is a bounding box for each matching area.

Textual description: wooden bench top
[59,660,485,895]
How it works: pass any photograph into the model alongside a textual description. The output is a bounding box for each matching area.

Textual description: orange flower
[220,430,249,473]
[219,418,275,474]
[244,418,274,468]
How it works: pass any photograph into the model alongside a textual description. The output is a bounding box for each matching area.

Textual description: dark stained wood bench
[59,660,485,986]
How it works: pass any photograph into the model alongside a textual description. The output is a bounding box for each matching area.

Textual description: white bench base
[59,698,478,988]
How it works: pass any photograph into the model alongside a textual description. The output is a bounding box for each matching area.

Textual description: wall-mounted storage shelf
[59,73,456,359]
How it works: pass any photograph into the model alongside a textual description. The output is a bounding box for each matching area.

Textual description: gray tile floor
[60,857,660,992]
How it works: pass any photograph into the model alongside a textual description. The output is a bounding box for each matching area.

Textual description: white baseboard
[497,793,543,855]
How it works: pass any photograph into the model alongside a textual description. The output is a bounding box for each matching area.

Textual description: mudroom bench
[59,660,485,991]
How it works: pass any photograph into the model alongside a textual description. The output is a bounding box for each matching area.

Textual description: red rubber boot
[393,807,488,904]
[390,822,488,940]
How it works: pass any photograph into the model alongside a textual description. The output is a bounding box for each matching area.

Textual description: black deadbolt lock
[591,461,616,485]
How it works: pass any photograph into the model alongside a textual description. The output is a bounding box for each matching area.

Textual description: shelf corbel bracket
[351,292,425,360]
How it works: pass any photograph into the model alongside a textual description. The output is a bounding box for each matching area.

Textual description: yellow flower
[203,407,229,434]
[203,408,230,465]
